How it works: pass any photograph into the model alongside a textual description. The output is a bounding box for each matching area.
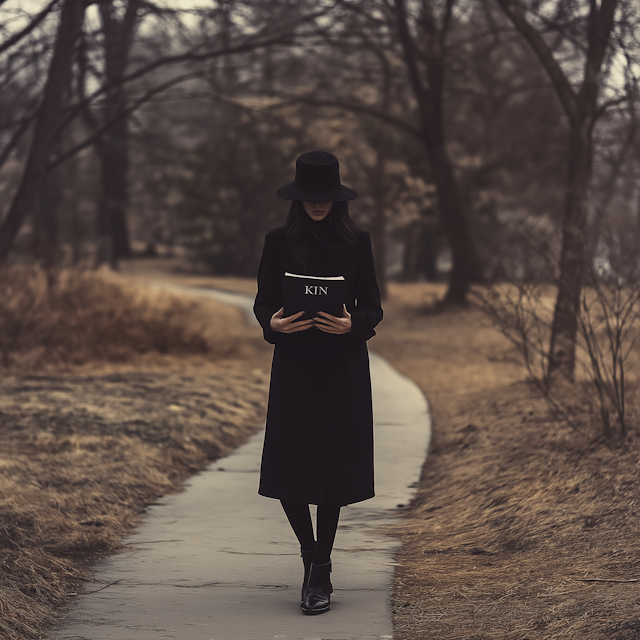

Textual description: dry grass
[371,283,640,640]
[4,265,640,640]
[0,369,270,640]
[0,265,245,371]
[119,257,259,296]
[0,266,272,640]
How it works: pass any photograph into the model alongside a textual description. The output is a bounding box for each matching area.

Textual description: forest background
[1,0,640,386]
[2,1,640,638]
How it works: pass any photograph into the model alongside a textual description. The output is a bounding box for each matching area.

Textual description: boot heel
[301,561,332,615]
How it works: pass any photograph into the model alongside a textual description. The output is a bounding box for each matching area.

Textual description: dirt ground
[2,261,640,639]
[369,284,640,640]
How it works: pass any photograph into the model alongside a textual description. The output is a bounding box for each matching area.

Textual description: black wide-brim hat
[277,151,358,201]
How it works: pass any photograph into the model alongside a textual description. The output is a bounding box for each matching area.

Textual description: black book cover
[283,272,346,320]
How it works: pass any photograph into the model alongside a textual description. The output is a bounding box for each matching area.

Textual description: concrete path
[50,287,430,640]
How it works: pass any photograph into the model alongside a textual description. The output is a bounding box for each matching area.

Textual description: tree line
[0,0,639,381]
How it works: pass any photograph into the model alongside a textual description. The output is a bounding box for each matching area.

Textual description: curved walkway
[51,286,431,640]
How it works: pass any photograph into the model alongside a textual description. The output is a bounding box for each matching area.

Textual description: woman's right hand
[270,308,315,333]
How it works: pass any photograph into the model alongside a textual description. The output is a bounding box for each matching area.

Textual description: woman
[253,150,383,615]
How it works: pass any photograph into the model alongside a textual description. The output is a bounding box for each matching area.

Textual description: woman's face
[302,201,333,221]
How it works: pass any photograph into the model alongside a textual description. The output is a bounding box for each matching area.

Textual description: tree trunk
[33,170,62,266]
[547,118,594,380]
[495,0,619,380]
[0,0,85,264]
[418,48,481,303]
[423,125,479,303]
[392,0,479,305]
[97,116,130,268]
[370,200,388,299]
[420,215,440,281]
[356,49,394,300]
[369,144,388,299]
[94,0,140,268]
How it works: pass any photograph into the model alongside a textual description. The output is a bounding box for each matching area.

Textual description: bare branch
[579,0,619,108]
[392,0,427,109]
[494,0,578,122]
[575,577,639,583]
[55,30,309,138]
[272,92,421,136]
[0,0,59,56]
[0,115,32,172]
[48,70,205,169]
[595,93,630,119]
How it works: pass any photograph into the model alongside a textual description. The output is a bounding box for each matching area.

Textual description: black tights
[280,500,340,565]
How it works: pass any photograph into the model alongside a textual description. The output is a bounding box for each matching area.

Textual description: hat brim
[276,182,359,201]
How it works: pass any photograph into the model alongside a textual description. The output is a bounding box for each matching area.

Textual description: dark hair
[285,201,358,267]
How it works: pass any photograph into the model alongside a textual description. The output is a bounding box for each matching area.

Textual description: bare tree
[85,0,142,267]
[282,0,482,303]
[0,0,85,265]
[0,3,61,177]
[494,0,624,381]
[0,0,337,264]
[0,0,58,57]
[389,0,482,304]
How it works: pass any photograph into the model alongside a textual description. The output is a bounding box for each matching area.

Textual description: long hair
[285,201,358,267]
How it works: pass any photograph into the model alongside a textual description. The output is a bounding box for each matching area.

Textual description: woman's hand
[314,305,352,334]
[270,308,315,333]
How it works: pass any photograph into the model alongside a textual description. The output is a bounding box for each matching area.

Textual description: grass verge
[371,283,640,640]
[0,266,244,371]
[5,266,639,639]
[0,267,271,639]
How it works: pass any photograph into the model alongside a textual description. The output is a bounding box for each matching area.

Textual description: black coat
[253,225,383,506]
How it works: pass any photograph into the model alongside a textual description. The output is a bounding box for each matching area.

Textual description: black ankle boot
[300,546,316,604]
[301,561,332,615]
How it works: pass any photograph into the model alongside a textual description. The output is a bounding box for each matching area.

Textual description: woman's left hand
[314,305,352,334]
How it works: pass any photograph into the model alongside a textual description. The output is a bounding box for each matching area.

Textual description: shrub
[0,266,239,370]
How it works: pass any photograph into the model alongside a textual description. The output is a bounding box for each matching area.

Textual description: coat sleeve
[253,230,284,345]
[350,230,383,342]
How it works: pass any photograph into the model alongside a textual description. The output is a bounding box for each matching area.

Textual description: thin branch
[596,92,631,119]
[48,70,205,169]
[0,0,59,56]
[0,113,32,172]
[494,0,578,122]
[392,0,428,110]
[84,579,123,594]
[54,30,309,139]
[272,92,421,136]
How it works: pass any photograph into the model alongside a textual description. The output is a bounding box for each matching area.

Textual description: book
[283,272,346,320]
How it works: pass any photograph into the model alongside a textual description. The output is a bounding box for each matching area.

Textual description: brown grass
[0,266,245,371]
[4,266,640,640]
[0,369,270,640]
[371,283,640,640]
[119,257,259,296]
[0,266,272,640]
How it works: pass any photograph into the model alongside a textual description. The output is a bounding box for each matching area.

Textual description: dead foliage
[0,367,270,640]
[119,257,259,296]
[0,266,242,370]
[371,283,640,640]
[474,281,640,440]
[0,268,272,640]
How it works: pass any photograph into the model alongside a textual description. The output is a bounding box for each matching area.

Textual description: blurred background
[3,5,640,637]
[0,0,638,307]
